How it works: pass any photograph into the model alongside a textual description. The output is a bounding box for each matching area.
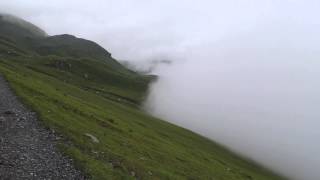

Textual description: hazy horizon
[1,1,320,179]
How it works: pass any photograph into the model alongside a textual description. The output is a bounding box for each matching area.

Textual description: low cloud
[146,25,320,179]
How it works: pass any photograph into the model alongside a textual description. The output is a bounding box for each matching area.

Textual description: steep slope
[0,15,285,179]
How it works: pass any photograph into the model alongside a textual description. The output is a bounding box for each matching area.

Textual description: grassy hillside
[0,15,284,180]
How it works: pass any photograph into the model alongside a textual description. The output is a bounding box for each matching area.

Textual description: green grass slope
[0,15,285,180]
[0,56,284,180]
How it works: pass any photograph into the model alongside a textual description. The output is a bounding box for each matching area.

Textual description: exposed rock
[84,133,100,143]
[148,171,153,176]
[3,110,14,115]
[84,73,88,79]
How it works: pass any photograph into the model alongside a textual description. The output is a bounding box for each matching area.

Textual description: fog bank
[1,1,320,179]
[145,26,320,180]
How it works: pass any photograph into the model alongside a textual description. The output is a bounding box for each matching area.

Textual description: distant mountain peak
[0,13,47,37]
[0,13,121,66]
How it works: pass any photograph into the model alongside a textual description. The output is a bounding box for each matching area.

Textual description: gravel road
[0,75,85,179]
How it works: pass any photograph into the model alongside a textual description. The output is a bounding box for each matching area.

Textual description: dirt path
[0,76,85,179]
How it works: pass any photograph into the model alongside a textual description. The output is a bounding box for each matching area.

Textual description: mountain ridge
[0,13,47,38]
[0,13,122,67]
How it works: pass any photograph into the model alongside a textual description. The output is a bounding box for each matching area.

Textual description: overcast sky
[2,0,319,61]
[1,1,320,180]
